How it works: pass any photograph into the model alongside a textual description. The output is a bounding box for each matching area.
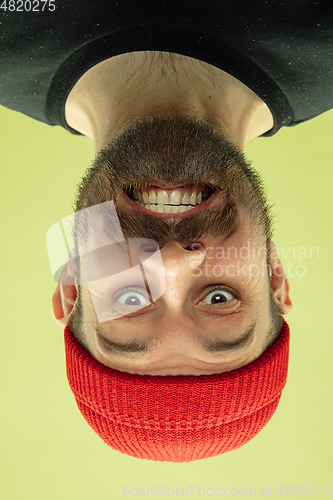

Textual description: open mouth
[125,184,213,214]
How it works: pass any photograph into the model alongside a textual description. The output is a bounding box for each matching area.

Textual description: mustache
[113,198,239,243]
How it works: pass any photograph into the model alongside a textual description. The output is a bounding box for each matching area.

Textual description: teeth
[132,187,209,204]
[157,190,169,204]
[142,191,149,204]
[134,200,203,213]
[181,192,190,205]
[189,191,197,205]
[131,186,211,213]
[169,190,181,205]
[148,189,157,204]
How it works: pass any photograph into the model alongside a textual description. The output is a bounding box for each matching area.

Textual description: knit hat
[64,319,289,462]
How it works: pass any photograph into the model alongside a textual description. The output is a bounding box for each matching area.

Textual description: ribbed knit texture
[64,320,289,462]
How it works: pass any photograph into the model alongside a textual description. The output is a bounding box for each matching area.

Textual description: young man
[2,1,331,461]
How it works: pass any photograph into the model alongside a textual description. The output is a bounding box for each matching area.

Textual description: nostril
[159,240,205,253]
[142,244,160,253]
[184,242,203,251]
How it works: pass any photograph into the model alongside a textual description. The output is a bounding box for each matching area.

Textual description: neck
[65,51,273,153]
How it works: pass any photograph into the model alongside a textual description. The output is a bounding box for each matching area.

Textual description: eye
[199,286,238,306]
[112,287,151,308]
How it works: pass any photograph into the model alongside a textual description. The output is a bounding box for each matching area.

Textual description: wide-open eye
[113,287,151,308]
[199,287,237,305]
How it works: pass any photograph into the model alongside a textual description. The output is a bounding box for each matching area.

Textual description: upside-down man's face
[60,114,292,376]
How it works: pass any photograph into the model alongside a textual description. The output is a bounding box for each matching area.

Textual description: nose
[136,240,206,313]
[148,240,205,315]
[160,240,206,274]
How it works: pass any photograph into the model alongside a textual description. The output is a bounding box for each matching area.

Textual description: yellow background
[0,103,332,499]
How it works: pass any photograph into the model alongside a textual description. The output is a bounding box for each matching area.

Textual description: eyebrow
[96,330,151,354]
[197,321,256,353]
[95,321,256,356]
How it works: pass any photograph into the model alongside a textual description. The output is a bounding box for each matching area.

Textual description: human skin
[52,51,291,375]
[53,207,292,376]
[64,51,273,153]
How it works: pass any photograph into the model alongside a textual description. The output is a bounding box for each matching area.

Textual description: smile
[124,183,216,216]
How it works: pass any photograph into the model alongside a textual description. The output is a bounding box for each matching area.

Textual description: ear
[52,262,78,327]
[268,242,292,315]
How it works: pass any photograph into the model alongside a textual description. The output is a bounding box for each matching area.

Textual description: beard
[74,114,272,246]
